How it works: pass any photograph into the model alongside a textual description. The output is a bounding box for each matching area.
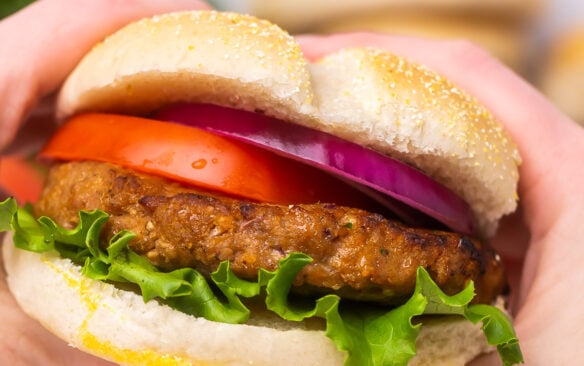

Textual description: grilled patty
[35,161,505,305]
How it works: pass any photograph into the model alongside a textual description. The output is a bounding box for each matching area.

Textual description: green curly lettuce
[0,197,523,365]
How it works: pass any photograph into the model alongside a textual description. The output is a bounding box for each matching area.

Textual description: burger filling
[0,107,523,365]
[35,161,505,305]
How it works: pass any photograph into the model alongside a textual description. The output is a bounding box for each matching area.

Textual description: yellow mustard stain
[81,331,192,366]
[45,257,194,366]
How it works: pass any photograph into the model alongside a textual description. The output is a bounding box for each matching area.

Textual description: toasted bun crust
[57,10,519,236]
[2,235,493,365]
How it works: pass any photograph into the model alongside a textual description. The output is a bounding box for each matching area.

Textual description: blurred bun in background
[226,0,542,32]
[213,0,544,75]
[312,11,532,74]
[540,26,584,124]
[537,0,584,126]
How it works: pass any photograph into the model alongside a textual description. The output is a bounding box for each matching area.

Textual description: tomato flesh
[0,155,44,203]
[39,113,373,207]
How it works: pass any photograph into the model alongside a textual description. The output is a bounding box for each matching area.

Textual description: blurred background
[1,0,584,125]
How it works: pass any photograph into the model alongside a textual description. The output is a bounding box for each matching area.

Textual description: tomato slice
[39,113,374,207]
[0,155,44,203]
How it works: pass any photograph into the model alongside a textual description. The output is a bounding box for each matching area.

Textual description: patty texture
[35,161,505,305]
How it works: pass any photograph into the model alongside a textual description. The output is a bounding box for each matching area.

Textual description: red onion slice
[155,103,474,234]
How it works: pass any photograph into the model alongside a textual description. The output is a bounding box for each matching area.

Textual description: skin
[1,1,583,365]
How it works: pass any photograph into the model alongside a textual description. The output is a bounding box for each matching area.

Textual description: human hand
[0,1,211,365]
[297,33,584,365]
[0,0,212,153]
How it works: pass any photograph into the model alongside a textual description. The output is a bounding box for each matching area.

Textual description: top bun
[57,10,520,236]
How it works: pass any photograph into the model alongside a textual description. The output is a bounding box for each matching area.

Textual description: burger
[0,10,522,366]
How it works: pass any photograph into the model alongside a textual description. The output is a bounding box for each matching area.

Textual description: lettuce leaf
[0,197,523,365]
[0,197,16,232]
[465,305,524,366]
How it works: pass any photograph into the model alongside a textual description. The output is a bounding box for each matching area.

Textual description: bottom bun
[2,234,492,365]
